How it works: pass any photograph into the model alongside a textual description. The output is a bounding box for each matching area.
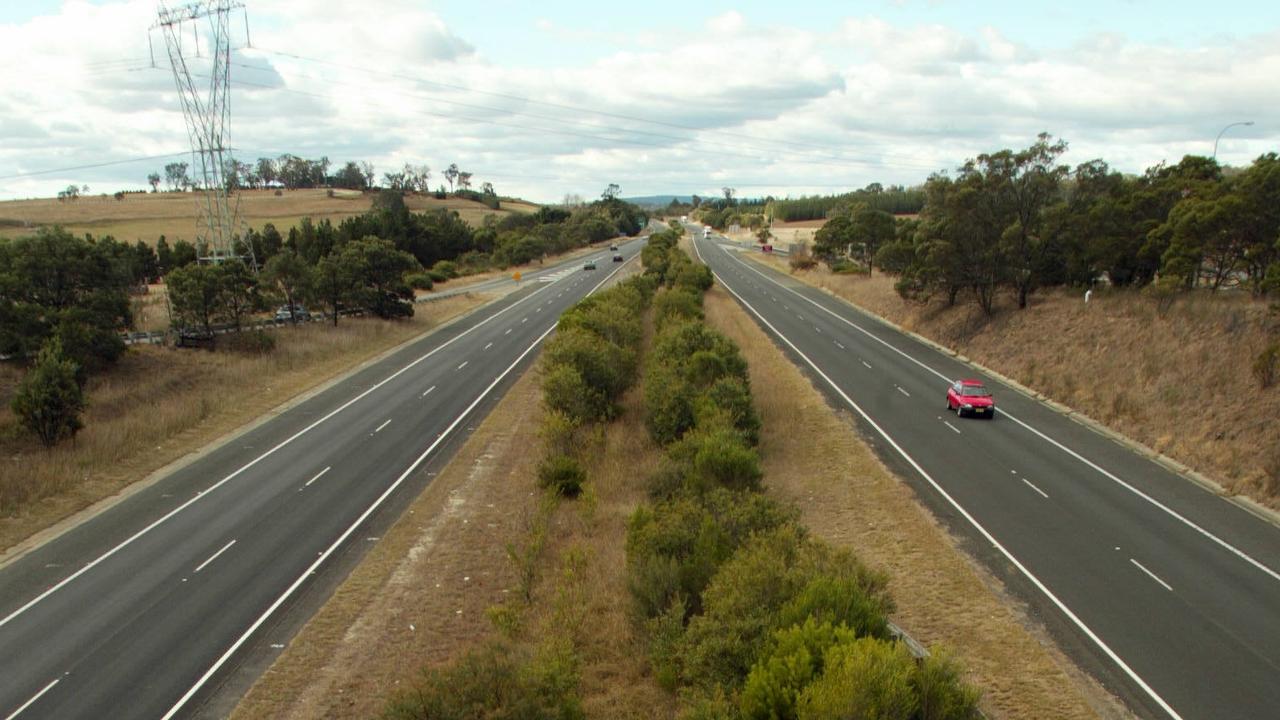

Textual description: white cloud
[0,4,1276,204]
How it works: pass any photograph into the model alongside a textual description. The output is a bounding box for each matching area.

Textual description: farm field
[0,188,537,245]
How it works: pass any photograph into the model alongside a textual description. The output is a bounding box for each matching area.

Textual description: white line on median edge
[696,237,1186,720]
[0,273,557,631]
[304,467,330,487]
[160,241,640,720]
[4,678,60,720]
[724,240,1280,587]
[193,540,236,574]
[1130,558,1173,591]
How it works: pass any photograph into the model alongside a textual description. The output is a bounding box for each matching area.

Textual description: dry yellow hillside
[0,188,537,245]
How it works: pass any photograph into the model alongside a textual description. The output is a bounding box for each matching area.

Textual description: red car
[946,379,995,418]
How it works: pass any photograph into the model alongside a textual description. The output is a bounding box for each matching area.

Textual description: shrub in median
[675,525,892,691]
[538,454,586,498]
[384,640,584,720]
[626,489,794,620]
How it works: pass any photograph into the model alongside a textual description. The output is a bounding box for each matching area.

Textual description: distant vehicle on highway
[175,327,215,349]
[609,243,618,251]
[613,253,624,262]
[946,379,995,418]
[275,304,311,323]
[583,260,597,271]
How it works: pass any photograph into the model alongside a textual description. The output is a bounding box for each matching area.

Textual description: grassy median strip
[376,267,669,718]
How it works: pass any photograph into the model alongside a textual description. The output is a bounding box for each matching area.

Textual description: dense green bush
[795,638,917,720]
[696,378,761,446]
[542,364,609,424]
[426,268,449,283]
[740,619,860,720]
[432,259,460,278]
[644,363,697,445]
[384,641,583,720]
[668,426,763,493]
[405,272,434,290]
[542,327,635,417]
[538,454,586,497]
[654,287,705,329]
[676,526,892,691]
[626,489,794,620]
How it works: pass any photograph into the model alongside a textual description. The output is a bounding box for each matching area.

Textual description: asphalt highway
[0,238,644,719]
[692,229,1280,720]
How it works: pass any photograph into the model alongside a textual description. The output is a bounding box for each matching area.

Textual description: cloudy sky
[1,0,1277,203]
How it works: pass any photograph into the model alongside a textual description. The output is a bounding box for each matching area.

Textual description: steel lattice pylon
[152,0,252,266]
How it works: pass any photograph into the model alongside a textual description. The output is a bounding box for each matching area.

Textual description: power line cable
[0,151,193,181]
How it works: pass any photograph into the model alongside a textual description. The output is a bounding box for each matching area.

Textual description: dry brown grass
[0,294,489,553]
[750,254,1280,508]
[703,286,1127,719]
[0,189,536,244]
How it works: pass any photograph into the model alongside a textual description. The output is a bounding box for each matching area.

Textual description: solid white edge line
[304,467,330,487]
[1131,558,1174,592]
[4,677,59,720]
[1022,478,1050,499]
[161,244,639,719]
[373,419,392,434]
[695,236,1185,720]
[0,274,556,630]
[193,540,236,574]
[725,241,1280,586]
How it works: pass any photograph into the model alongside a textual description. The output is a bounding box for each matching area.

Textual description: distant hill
[0,188,538,246]
[622,195,693,208]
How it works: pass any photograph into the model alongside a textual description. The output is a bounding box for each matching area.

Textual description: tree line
[2,187,647,448]
[149,156,493,197]
[808,134,1280,313]
[769,185,926,222]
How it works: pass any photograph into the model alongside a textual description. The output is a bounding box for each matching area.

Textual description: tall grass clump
[625,231,983,718]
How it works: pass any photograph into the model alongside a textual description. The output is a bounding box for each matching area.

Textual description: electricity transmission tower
[151,0,252,265]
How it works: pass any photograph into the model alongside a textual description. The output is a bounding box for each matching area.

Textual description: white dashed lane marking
[1021,478,1049,499]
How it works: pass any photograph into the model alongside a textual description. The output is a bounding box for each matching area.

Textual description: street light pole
[1212,121,1254,161]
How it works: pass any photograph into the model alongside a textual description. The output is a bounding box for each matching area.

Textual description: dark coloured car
[175,327,215,349]
[946,379,995,418]
[613,253,624,262]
